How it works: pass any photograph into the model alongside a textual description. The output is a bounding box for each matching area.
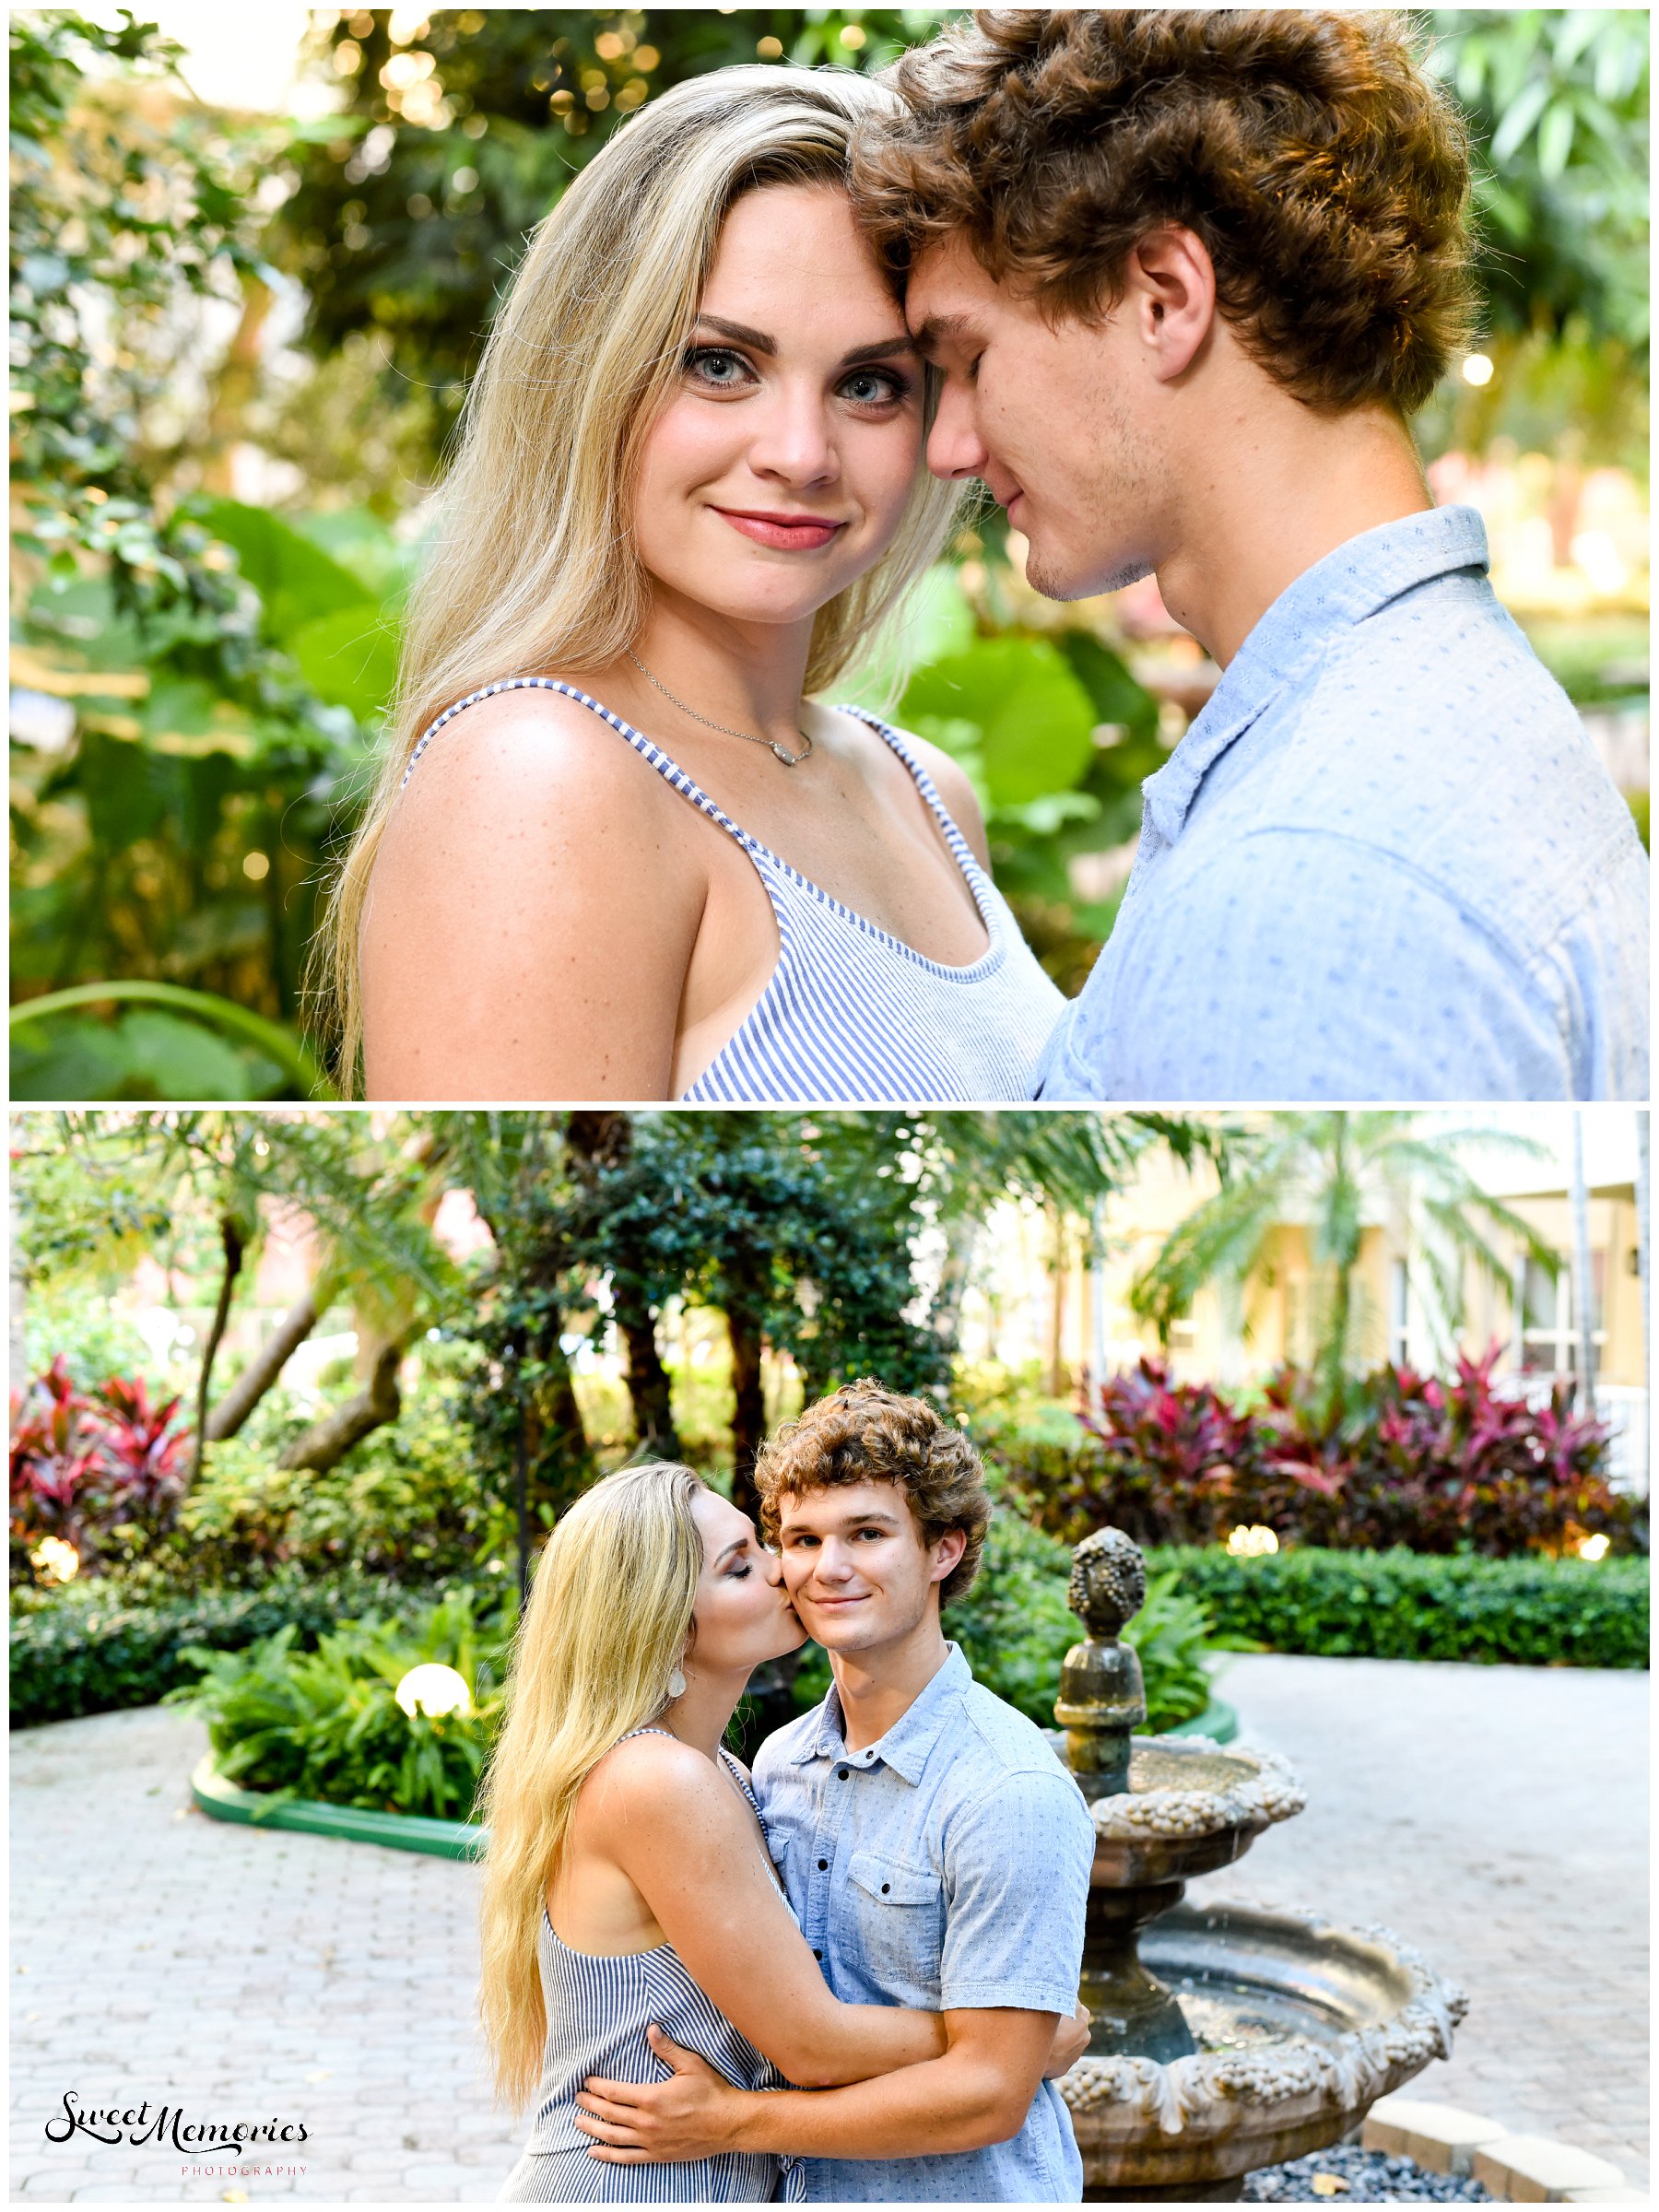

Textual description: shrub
[1010,1350,1641,1559]
[134,1388,500,1592]
[8,1564,508,1728]
[1151,1545,1649,1669]
[790,1506,1241,1734]
[163,1586,511,1821]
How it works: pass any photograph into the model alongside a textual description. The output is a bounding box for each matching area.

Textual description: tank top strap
[834,702,983,879]
[399,674,756,856]
[613,1727,762,1820]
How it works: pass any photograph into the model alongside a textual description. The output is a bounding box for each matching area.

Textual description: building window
[1520,1251,1606,1380]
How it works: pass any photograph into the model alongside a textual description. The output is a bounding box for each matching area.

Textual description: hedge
[8,1568,487,1729]
[1149,1546,1649,1669]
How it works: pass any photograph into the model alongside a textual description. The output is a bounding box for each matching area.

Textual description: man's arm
[575,2006,1062,2163]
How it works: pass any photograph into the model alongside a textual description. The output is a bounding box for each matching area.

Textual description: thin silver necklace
[626,648,814,767]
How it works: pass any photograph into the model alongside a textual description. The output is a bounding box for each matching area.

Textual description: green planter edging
[191,1754,487,1861]
[193,1701,1238,1860]
[1162,1697,1238,1744]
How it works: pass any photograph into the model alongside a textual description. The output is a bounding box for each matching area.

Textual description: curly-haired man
[578,1381,1097,2201]
[852,8,1647,1102]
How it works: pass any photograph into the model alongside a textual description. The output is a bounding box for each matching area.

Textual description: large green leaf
[899,634,1098,807]
[288,606,402,720]
[183,497,375,645]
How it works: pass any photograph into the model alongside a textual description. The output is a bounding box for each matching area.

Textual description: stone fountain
[1053,1529,1467,2201]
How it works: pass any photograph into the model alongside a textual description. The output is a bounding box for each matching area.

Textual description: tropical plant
[10,1355,191,1577]
[1008,1348,1634,1560]
[162,1584,512,1820]
[1129,1112,1558,1406]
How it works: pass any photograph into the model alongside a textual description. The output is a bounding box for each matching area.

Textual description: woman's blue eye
[686,346,750,386]
[842,368,910,407]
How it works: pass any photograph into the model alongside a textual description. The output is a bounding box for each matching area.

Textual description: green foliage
[162,1393,502,1588]
[1428,9,1649,357]
[8,1563,478,1727]
[1153,1543,1649,1669]
[161,1585,512,1819]
[791,1507,1234,1733]
[9,16,382,1093]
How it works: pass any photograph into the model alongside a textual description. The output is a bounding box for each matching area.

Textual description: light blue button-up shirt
[1037,505,1649,1100]
[752,1642,1093,2203]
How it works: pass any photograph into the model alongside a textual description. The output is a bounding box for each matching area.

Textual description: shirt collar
[789,1641,972,1785]
[1140,503,1491,846]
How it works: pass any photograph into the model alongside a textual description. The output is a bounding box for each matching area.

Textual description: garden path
[1205,1653,1649,2193]
[8,1653,1649,2201]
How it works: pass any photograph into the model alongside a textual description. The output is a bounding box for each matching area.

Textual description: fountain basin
[1062,1900,1468,2200]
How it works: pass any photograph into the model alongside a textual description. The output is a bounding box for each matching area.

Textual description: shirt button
[818,1858,829,1871]
[881,1882,890,1894]
[836,1767,850,1780]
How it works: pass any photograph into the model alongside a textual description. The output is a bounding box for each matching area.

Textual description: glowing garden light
[1226,1524,1279,1558]
[1577,1533,1611,1562]
[1460,352,1494,387]
[29,1536,79,1583]
[394,1663,473,1719]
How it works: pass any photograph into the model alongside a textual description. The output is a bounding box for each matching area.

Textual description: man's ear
[928,1526,968,1586]
[1124,223,1216,382]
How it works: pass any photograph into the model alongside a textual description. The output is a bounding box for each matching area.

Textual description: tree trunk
[206,1289,320,1441]
[727,1302,767,1525]
[620,1311,679,1460]
[277,1339,404,1473]
[190,1216,246,1484]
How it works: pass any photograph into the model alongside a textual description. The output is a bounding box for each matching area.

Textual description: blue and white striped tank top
[404,676,1065,1103]
[497,1734,805,2204]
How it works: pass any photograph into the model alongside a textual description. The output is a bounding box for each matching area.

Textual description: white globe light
[395,1663,474,1719]
[1461,353,1495,387]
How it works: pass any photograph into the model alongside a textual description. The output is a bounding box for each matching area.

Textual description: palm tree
[1129,1111,1559,1405]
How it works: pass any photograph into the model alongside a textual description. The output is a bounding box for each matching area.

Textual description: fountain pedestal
[1052,1528,1467,2201]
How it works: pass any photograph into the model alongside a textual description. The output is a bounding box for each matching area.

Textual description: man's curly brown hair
[755,1379,992,1609]
[849,8,1478,416]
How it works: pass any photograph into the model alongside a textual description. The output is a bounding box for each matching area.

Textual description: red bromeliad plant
[10,1359,193,1580]
[1013,1347,1631,1559]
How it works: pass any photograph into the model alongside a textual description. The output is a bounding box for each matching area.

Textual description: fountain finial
[1054,1527,1148,1800]
[1068,1527,1147,1641]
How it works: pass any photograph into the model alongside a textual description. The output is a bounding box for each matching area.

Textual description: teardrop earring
[666,1667,687,1700]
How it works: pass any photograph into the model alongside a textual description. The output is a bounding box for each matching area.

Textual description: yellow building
[958,1111,1648,1493]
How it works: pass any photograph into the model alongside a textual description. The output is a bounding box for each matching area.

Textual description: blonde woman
[323,66,1064,1103]
[479,1464,1086,2202]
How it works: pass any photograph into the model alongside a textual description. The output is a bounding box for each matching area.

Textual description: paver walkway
[1205,1654,1649,2193]
[9,1655,1648,2201]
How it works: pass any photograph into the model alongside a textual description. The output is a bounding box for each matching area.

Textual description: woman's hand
[1042,2002,1090,2079]
[576,2024,753,2164]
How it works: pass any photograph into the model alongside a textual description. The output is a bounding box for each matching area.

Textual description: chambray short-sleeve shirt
[1036,506,1649,1102]
[752,1644,1093,2203]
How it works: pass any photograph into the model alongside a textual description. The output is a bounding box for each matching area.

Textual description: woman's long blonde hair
[476,1462,707,2112]
[314,64,965,1089]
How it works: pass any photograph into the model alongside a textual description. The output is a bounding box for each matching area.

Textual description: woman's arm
[359,693,700,1100]
[587,1735,947,2087]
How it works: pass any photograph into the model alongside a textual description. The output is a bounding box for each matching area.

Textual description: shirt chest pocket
[843,1849,945,1995]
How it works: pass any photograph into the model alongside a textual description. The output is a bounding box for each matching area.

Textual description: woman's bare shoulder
[582,1734,745,1830]
[394,677,661,818]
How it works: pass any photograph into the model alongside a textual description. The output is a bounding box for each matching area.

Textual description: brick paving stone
[1204,1654,1648,2193]
[13,1665,1648,2200]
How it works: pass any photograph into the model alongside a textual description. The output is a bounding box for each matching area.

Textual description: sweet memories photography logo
[45,2090,310,2161]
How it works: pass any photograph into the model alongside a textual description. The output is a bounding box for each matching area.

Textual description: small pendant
[771,742,803,766]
